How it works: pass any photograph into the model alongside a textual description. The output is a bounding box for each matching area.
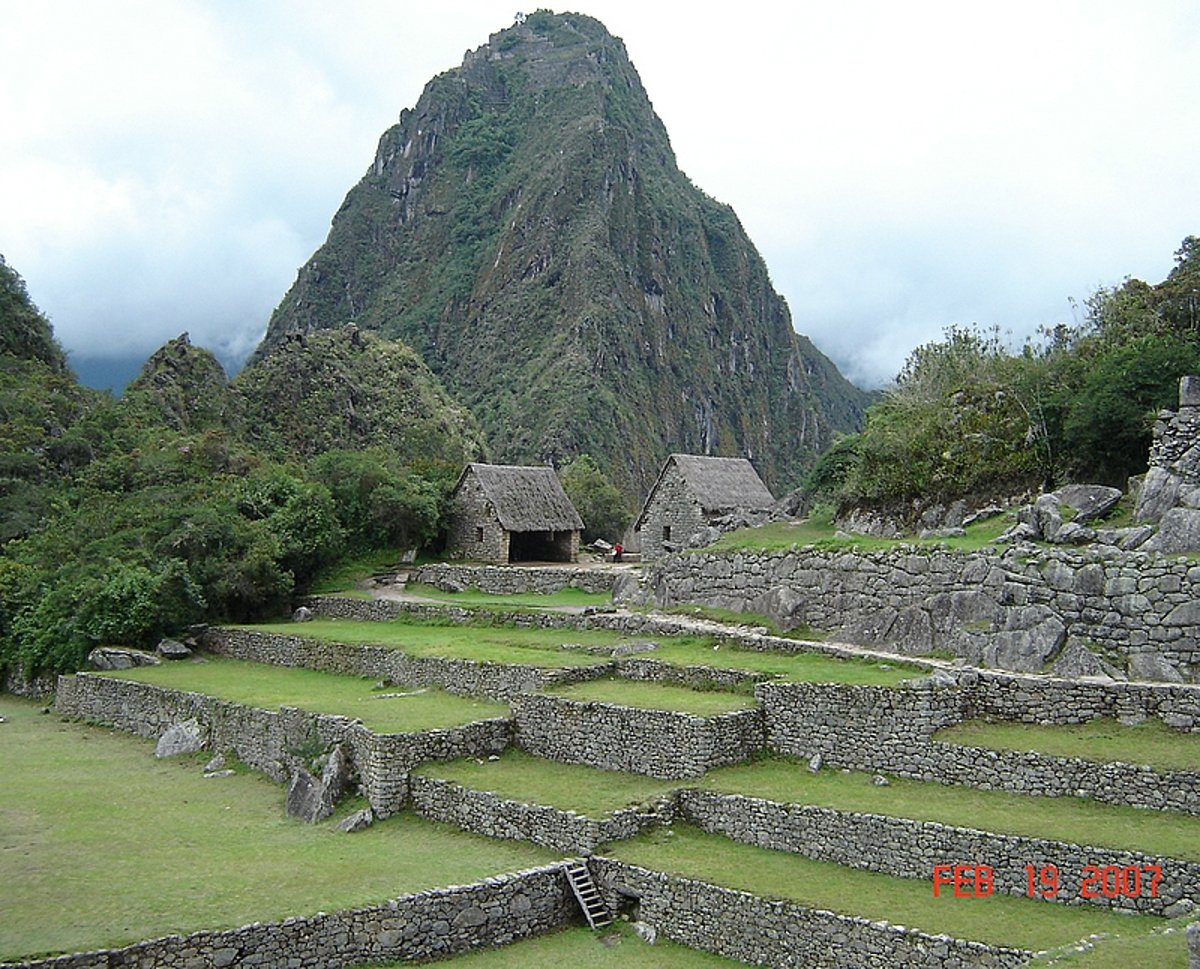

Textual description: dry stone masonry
[591,859,1031,968]
[55,674,510,818]
[512,692,764,779]
[0,863,576,969]
[410,563,619,595]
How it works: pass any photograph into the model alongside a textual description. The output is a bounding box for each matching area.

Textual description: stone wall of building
[759,680,1200,815]
[679,790,1199,916]
[55,674,511,818]
[0,863,576,969]
[409,563,619,595]
[591,858,1030,969]
[445,471,509,563]
[204,627,610,702]
[639,543,1200,681]
[408,775,674,854]
[636,462,705,564]
[511,693,763,779]
[1188,919,1200,969]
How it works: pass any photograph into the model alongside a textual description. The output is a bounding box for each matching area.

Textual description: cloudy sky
[3,1,1199,390]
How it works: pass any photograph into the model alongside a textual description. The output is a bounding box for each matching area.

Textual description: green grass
[934,718,1200,773]
[363,921,745,968]
[1028,917,1193,967]
[0,697,557,962]
[547,679,755,715]
[642,638,923,686]
[404,583,612,610]
[309,548,407,594]
[698,756,1200,862]
[416,749,677,815]
[240,617,627,668]
[604,825,1162,952]
[96,657,507,733]
[709,506,1013,554]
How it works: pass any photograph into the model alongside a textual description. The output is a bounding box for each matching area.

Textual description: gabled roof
[635,454,775,528]
[454,463,584,533]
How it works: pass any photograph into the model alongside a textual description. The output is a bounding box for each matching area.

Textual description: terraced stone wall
[680,790,1200,916]
[643,544,1200,680]
[410,563,619,595]
[591,858,1030,969]
[759,681,1200,815]
[54,675,511,817]
[204,628,609,701]
[511,693,763,778]
[408,776,673,853]
[1,666,57,700]
[0,864,575,969]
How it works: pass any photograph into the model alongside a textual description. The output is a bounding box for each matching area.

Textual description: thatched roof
[636,454,774,527]
[456,463,584,533]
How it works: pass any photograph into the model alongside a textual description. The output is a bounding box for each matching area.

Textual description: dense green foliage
[255,13,869,499]
[816,237,1200,515]
[0,265,483,676]
[558,453,631,542]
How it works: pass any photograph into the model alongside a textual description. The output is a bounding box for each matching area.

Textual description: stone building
[445,463,584,564]
[634,454,775,562]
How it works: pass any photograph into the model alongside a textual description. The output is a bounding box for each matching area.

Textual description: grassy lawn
[241,617,626,667]
[404,583,612,610]
[97,657,507,733]
[363,921,746,968]
[698,757,1200,862]
[1027,917,1193,967]
[0,697,557,963]
[933,718,1200,773]
[642,637,923,686]
[547,679,756,715]
[416,750,677,815]
[603,825,1162,952]
[709,506,1013,554]
[309,548,407,594]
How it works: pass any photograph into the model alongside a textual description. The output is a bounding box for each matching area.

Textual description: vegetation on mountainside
[0,261,481,676]
[811,237,1200,517]
[256,12,869,498]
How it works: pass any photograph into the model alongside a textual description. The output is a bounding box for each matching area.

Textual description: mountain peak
[257,12,868,496]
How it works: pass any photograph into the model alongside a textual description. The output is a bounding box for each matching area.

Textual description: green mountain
[256,11,868,495]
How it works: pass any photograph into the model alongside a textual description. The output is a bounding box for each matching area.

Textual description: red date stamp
[931,863,1164,899]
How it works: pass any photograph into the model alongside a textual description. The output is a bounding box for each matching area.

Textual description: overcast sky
[3,1,1199,390]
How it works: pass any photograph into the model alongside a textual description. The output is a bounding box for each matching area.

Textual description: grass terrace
[240,617,626,667]
[698,756,1200,862]
[416,750,678,816]
[403,583,613,610]
[0,697,557,963]
[1027,917,1193,967]
[933,718,1200,773]
[97,657,507,733]
[709,505,1014,554]
[363,922,746,968]
[603,825,1163,953]
[546,679,756,716]
[638,637,925,686]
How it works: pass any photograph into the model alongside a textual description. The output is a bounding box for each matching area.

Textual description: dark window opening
[662,525,672,542]
[475,526,484,542]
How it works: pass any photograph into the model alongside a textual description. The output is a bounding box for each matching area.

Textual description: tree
[559,454,631,543]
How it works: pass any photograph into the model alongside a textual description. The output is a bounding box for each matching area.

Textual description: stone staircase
[563,860,612,929]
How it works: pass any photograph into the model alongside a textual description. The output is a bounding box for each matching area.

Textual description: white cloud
[2,0,1198,388]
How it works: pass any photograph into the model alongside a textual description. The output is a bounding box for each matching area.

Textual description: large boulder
[286,744,354,823]
[155,719,205,758]
[1143,508,1200,554]
[1051,484,1122,523]
[88,647,160,671]
[981,606,1066,672]
[156,638,192,660]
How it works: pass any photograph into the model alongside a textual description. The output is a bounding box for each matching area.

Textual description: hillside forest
[2,236,1198,677]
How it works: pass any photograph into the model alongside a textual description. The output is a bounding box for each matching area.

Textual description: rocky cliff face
[256,11,869,495]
